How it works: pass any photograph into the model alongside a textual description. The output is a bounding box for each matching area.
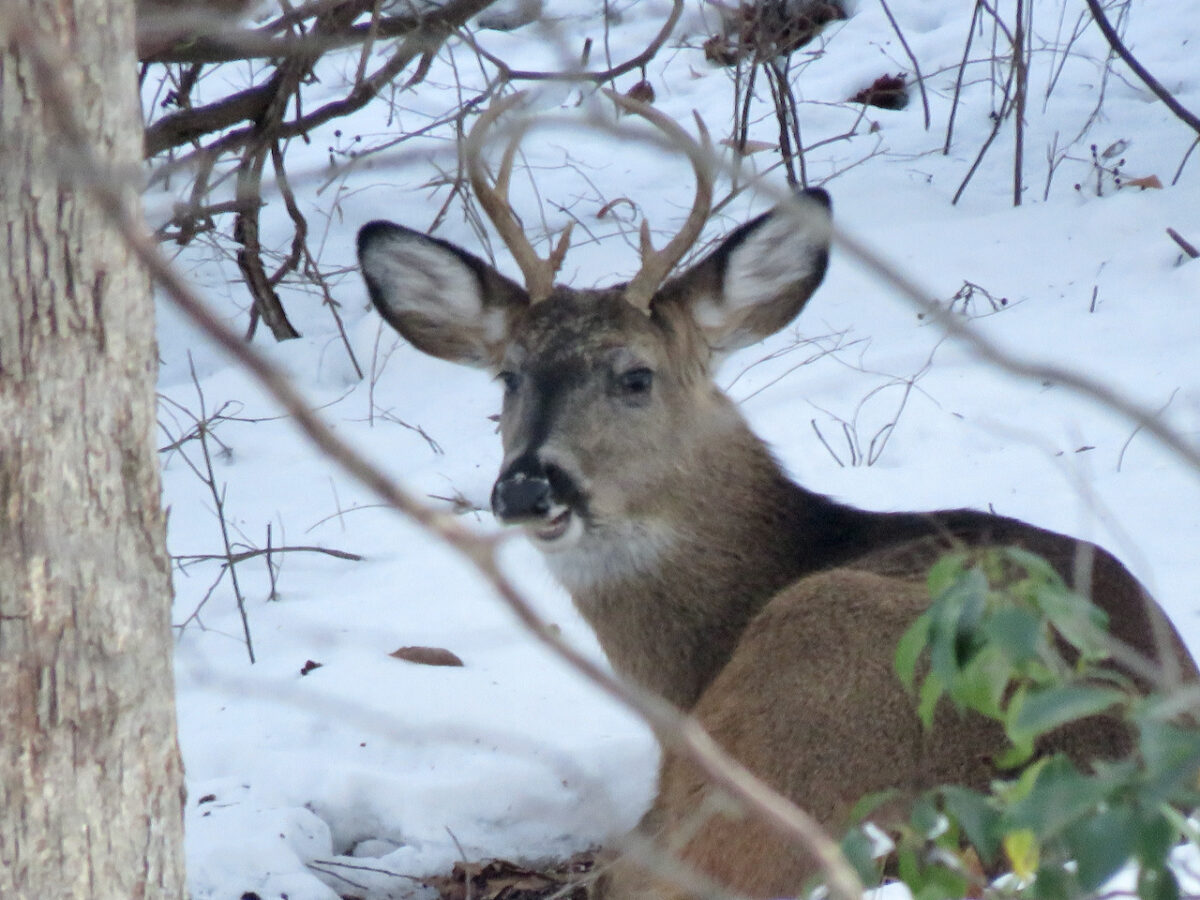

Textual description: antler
[603,89,714,313]
[465,92,574,304]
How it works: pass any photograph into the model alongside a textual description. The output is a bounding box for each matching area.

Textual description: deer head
[357,93,832,587]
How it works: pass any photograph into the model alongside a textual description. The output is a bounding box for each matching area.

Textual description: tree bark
[0,1,187,897]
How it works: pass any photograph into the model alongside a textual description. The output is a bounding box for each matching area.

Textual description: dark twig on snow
[878,0,929,130]
[1167,228,1199,260]
[1012,0,1028,205]
[1082,0,1200,139]
[943,0,982,154]
[1173,137,1199,186]
[143,0,493,158]
[174,545,364,565]
[464,0,682,84]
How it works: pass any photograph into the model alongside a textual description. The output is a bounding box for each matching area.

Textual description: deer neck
[541,419,856,710]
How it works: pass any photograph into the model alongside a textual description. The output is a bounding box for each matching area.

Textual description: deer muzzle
[492,469,553,521]
[491,456,578,544]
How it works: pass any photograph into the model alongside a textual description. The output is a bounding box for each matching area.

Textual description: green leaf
[1135,806,1178,870]
[1138,866,1180,900]
[1064,803,1137,890]
[1034,580,1111,661]
[840,826,879,887]
[939,785,1001,864]
[986,605,1043,667]
[1138,719,1200,804]
[897,844,921,887]
[997,754,1051,804]
[1004,756,1110,837]
[928,567,989,687]
[1003,828,1039,880]
[846,788,902,827]
[994,741,1035,770]
[1008,684,1124,744]
[1001,546,1063,585]
[947,645,1009,720]
[911,793,941,838]
[927,551,971,601]
[912,865,969,900]
[1030,863,1075,900]
[917,670,944,730]
[895,611,931,694]
[996,683,1035,768]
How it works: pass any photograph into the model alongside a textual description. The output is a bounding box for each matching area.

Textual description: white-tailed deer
[357,94,1198,897]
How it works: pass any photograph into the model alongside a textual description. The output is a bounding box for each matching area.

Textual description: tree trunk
[0,1,187,896]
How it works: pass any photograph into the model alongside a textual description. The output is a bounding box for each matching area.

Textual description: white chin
[526,507,582,549]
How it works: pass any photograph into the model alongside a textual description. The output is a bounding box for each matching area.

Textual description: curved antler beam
[603,89,714,312]
[465,92,574,303]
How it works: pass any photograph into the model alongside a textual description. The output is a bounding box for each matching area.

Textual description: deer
[356,92,1198,898]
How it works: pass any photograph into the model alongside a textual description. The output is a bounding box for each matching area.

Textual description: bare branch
[878,0,930,130]
[143,0,494,157]
[1083,0,1200,138]
[174,545,364,565]
[1167,227,1199,260]
[139,0,498,64]
[467,0,683,84]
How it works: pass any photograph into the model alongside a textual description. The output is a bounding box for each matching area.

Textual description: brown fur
[357,195,1197,899]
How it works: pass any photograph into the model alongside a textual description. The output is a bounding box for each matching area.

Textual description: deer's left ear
[655,189,832,355]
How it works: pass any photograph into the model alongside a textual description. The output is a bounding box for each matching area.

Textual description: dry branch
[877,0,929,130]
[140,0,497,64]
[1167,227,1199,260]
[143,0,494,157]
[466,0,683,84]
[1083,0,1200,138]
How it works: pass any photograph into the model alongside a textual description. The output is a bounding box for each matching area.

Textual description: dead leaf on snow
[389,646,464,667]
[1122,174,1163,190]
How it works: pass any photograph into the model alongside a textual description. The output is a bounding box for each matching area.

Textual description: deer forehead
[504,288,682,371]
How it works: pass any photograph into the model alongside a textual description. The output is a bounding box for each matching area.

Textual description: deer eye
[615,367,654,397]
[498,371,521,394]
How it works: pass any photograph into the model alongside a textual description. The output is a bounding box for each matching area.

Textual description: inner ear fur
[653,188,832,355]
[357,221,529,368]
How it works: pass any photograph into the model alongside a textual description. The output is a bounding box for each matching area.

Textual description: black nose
[491,459,553,522]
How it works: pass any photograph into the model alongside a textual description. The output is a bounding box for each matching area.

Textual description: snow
[148,1,1200,897]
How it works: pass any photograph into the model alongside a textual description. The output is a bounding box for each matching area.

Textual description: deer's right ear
[357,221,529,368]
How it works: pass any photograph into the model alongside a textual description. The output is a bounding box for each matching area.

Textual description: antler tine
[604,89,714,313]
[465,92,570,303]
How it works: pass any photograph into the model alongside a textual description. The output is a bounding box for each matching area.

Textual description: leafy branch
[871,549,1200,900]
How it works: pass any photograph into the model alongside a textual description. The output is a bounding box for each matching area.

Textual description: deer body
[357,95,1197,898]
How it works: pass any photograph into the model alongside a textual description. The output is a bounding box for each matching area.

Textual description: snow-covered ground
[147,1,1200,897]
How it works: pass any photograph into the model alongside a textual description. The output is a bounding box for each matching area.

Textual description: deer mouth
[530,505,574,544]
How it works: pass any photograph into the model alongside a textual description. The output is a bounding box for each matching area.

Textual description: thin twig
[1167,227,1199,260]
[878,0,930,130]
[1012,0,1027,206]
[1082,0,1200,137]
[463,0,682,84]
[943,0,981,154]
[140,0,497,64]
[1173,136,1199,186]
[173,545,364,565]
[185,355,256,663]
[952,50,1016,205]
